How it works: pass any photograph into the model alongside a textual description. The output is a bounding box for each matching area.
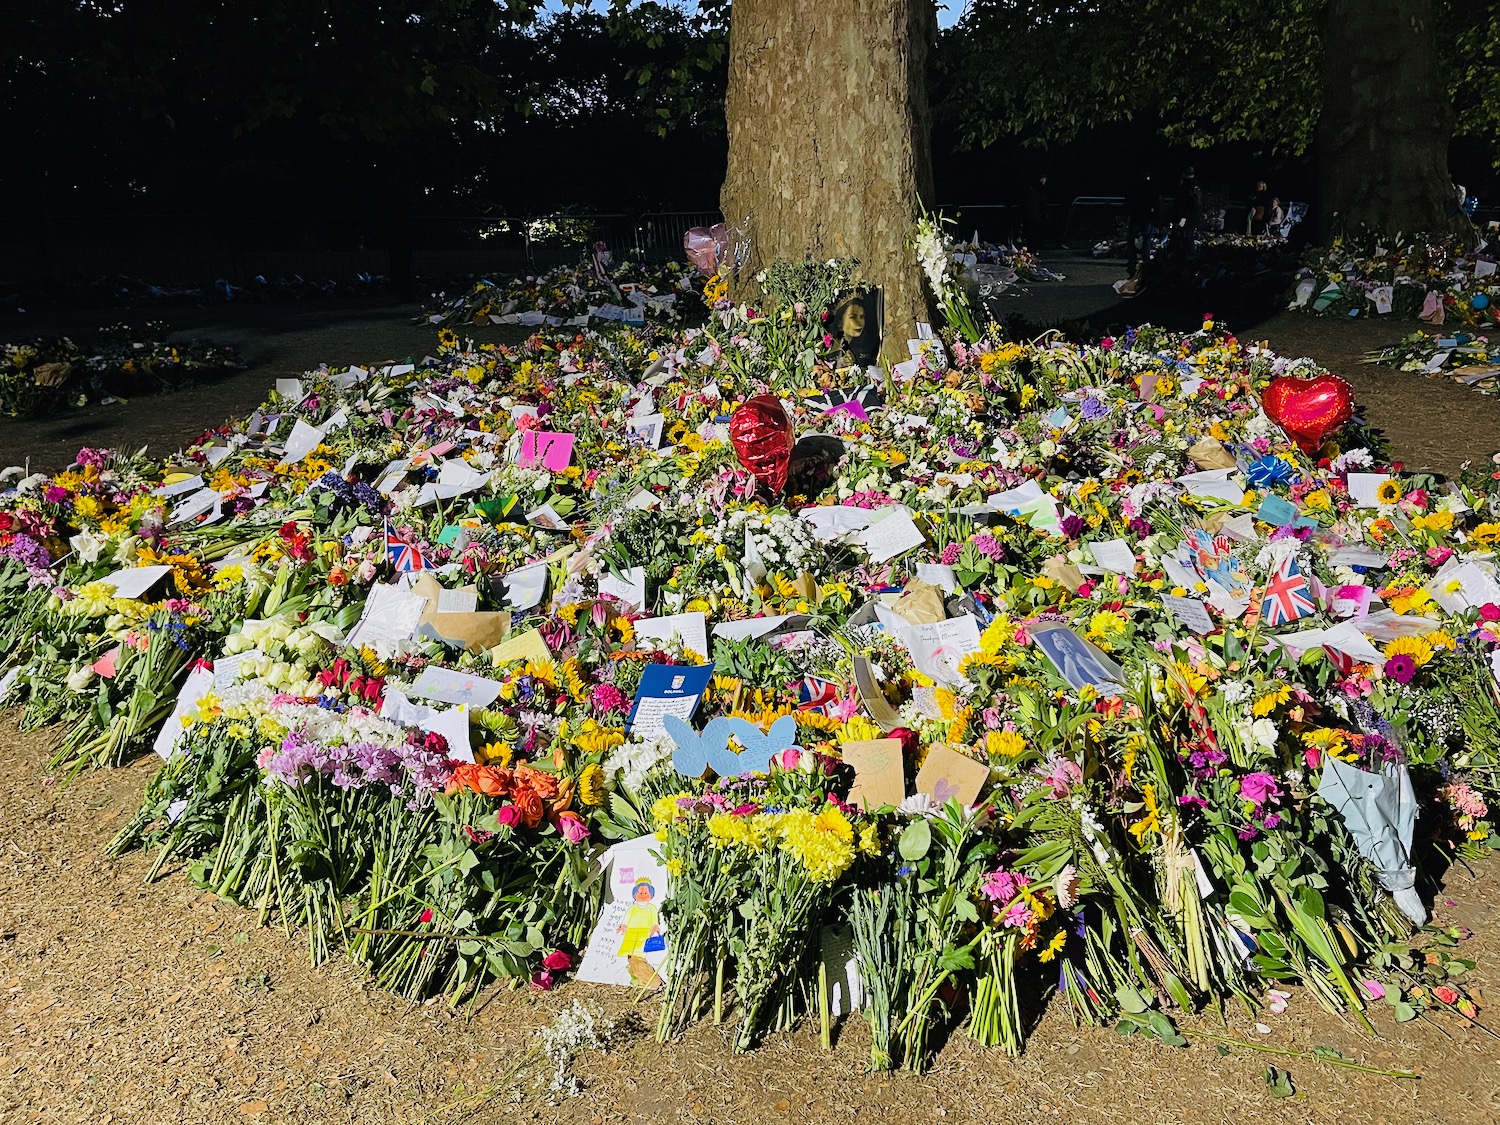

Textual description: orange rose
[446,763,511,799]
[512,786,544,829]
[515,763,559,800]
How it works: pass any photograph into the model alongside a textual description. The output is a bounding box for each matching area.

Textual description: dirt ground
[4,265,1500,1124]
[3,720,1499,1125]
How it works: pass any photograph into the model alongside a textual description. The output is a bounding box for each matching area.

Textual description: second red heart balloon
[728,394,794,496]
[1261,374,1354,454]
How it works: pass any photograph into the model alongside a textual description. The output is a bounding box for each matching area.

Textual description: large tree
[719,0,938,347]
[939,0,1490,238]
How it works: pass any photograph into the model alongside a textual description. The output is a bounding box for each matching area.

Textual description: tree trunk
[1315,0,1466,239]
[720,0,937,355]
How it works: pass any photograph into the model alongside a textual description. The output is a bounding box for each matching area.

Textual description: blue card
[1255,495,1299,527]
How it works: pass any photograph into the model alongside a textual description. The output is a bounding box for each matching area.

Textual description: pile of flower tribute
[1,323,243,417]
[1364,329,1500,397]
[4,249,1500,1072]
[420,258,703,330]
[1290,235,1500,325]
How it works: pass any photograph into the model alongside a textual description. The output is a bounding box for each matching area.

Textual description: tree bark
[1315,0,1466,239]
[720,0,937,354]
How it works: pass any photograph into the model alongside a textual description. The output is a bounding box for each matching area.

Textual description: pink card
[92,646,120,679]
[519,431,576,472]
[411,440,456,466]
[1331,584,1373,618]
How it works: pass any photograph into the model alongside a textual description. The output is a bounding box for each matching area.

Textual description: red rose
[542,950,572,972]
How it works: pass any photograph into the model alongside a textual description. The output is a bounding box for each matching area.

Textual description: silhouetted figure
[1124,170,1156,274]
[1022,175,1049,246]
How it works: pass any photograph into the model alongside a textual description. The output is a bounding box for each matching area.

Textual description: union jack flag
[797,675,841,716]
[385,524,426,572]
[1258,555,1316,627]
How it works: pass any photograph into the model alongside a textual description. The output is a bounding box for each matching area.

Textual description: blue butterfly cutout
[663,714,800,779]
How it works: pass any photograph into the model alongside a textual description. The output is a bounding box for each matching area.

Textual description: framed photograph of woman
[827,287,883,367]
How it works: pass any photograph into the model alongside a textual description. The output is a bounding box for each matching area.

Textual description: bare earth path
[2,722,1499,1124]
[4,268,1500,1123]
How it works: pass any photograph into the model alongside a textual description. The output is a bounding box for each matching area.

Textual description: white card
[346,583,428,652]
[896,615,982,687]
[860,508,925,564]
[633,612,710,661]
[1163,594,1214,634]
[1177,468,1244,505]
[1347,473,1392,508]
[599,566,648,611]
[152,475,205,498]
[576,836,672,987]
[1329,546,1390,570]
[100,564,173,601]
[277,420,325,468]
[410,665,503,708]
[153,666,216,759]
[1089,539,1137,574]
[915,563,959,594]
[800,505,876,541]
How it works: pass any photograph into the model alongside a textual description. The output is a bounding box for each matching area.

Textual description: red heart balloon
[728,394,794,496]
[1261,374,1354,454]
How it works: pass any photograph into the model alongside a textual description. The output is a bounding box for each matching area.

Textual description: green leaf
[1145,1011,1187,1047]
[1114,985,1150,1014]
[1264,1066,1295,1098]
[1393,1001,1418,1022]
[898,818,932,862]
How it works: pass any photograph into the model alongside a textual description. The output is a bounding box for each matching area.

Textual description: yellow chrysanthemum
[985,730,1027,758]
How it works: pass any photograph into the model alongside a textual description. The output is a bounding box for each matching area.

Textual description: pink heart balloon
[684,227,720,275]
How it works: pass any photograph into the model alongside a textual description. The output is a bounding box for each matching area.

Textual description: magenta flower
[1239,771,1282,807]
[1384,654,1417,684]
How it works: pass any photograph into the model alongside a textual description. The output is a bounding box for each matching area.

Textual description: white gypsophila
[538,1000,614,1098]
[268,696,409,749]
[1219,679,1251,704]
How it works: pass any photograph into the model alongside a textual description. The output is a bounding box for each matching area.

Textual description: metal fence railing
[0,211,730,285]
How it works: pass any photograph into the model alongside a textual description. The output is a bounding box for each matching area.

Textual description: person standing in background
[1248,179,1273,234]
[1124,169,1156,275]
[1022,174,1049,246]
[1169,167,1202,269]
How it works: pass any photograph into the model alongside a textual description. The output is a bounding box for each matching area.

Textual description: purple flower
[1058,515,1086,539]
[43,485,68,505]
[1384,654,1416,684]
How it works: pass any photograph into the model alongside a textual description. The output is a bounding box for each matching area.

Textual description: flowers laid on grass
[0,245,1497,1072]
